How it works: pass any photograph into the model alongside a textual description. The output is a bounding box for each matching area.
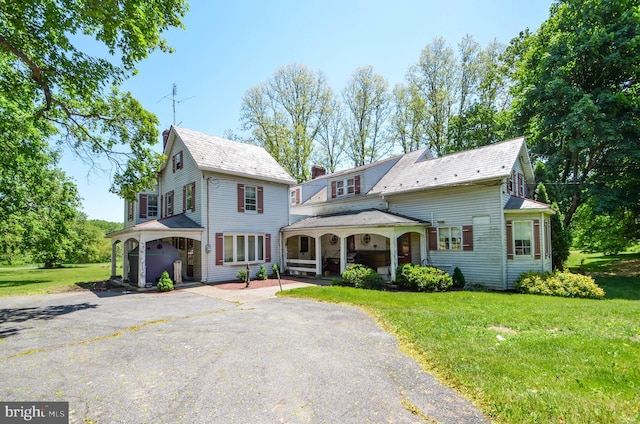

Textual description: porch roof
[282,209,429,231]
[107,214,205,239]
[504,196,556,214]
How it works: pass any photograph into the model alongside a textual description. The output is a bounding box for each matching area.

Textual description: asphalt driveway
[0,284,488,423]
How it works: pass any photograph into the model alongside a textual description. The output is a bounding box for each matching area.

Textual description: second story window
[147,195,158,218]
[184,182,195,212]
[245,186,257,212]
[165,191,174,216]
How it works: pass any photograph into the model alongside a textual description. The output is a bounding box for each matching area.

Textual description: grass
[279,252,640,424]
[0,263,114,297]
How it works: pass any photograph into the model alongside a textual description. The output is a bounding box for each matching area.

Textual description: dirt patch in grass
[610,258,640,275]
[487,326,518,335]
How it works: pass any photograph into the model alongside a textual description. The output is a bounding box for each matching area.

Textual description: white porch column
[339,236,348,275]
[110,242,117,278]
[138,239,146,288]
[315,236,322,276]
[419,228,428,266]
[389,234,398,282]
[123,241,130,283]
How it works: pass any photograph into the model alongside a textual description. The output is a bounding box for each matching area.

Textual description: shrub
[341,264,383,289]
[515,270,605,299]
[157,271,174,292]
[271,263,280,277]
[256,265,268,280]
[463,283,489,292]
[236,268,248,283]
[452,267,466,288]
[396,263,453,292]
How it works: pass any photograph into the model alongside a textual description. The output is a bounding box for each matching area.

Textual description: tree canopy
[0,0,188,200]
[509,0,640,236]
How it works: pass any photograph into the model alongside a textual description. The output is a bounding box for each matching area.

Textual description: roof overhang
[107,214,205,243]
[504,196,556,215]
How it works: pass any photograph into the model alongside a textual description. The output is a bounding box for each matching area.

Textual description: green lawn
[280,254,640,424]
[0,263,114,297]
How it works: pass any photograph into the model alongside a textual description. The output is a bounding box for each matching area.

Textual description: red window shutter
[237,184,245,212]
[462,225,473,251]
[182,185,186,213]
[331,181,337,198]
[518,173,523,198]
[191,183,196,211]
[295,188,300,204]
[172,155,176,173]
[215,233,224,265]
[534,219,541,259]
[512,170,516,195]
[354,175,361,194]
[160,195,163,218]
[265,234,271,262]
[506,220,514,260]
[428,227,438,250]
[139,194,147,218]
[257,186,264,214]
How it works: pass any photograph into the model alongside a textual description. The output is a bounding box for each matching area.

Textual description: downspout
[205,177,211,282]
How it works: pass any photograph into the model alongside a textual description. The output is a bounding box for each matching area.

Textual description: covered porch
[281,209,430,282]
[107,215,205,288]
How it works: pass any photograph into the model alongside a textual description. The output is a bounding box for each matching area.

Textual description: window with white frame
[165,191,174,216]
[336,180,345,196]
[290,190,297,205]
[513,221,533,256]
[346,177,355,194]
[332,175,360,198]
[223,234,265,263]
[184,182,195,212]
[438,227,462,250]
[147,195,158,218]
[245,186,257,212]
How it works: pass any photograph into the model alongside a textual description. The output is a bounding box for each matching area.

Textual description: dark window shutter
[265,234,271,262]
[191,183,196,211]
[215,233,224,265]
[257,186,264,214]
[428,227,438,250]
[506,220,514,260]
[462,225,473,251]
[182,185,186,213]
[354,175,361,194]
[518,173,523,198]
[139,194,147,218]
[172,155,176,173]
[160,195,163,218]
[331,181,337,198]
[237,184,245,212]
[295,188,300,204]
[534,219,541,259]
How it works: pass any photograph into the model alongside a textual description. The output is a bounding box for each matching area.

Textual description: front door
[397,233,411,264]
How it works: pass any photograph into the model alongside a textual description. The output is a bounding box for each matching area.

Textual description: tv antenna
[158,83,194,126]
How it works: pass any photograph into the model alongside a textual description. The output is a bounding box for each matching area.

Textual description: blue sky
[62,0,554,222]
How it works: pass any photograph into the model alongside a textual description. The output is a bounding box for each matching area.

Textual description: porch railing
[286,258,317,275]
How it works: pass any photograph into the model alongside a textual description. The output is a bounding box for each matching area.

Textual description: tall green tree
[408,37,457,156]
[343,66,391,166]
[0,0,188,200]
[509,0,640,233]
[389,83,427,153]
[241,63,333,182]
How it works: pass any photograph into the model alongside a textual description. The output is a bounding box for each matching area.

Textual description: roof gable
[163,126,296,185]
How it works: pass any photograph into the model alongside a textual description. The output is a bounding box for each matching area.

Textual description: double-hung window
[438,227,462,250]
[147,195,158,218]
[513,221,533,256]
[244,186,257,212]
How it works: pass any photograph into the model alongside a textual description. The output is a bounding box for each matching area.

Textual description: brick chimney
[311,165,326,179]
[162,129,170,149]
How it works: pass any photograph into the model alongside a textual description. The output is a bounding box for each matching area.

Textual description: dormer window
[331,175,361,199]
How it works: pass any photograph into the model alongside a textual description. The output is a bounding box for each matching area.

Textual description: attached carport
[107,214,205,288]
[281,209,430,281]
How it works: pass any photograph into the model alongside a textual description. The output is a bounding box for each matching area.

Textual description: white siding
[203,172,290,283]
[387,184,506,289]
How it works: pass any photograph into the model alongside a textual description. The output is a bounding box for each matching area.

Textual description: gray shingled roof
[283,209,428,231]
[170,126,296,185]
[107,214,204,238]
[371,137,528,195]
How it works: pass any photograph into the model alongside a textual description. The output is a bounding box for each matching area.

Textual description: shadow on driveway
[0,302,98,339]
